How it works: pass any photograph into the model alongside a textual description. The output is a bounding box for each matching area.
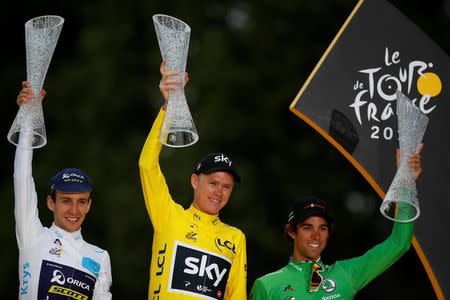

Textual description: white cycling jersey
[14,132,112,299]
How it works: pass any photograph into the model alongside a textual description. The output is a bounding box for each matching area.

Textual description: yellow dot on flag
[417,72,442,97]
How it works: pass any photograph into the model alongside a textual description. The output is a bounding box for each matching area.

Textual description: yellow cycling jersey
[139,109,247,300]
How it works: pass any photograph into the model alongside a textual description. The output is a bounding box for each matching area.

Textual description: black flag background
[290,0,449,298]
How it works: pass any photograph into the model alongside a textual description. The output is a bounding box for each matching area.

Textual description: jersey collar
[187,205,221,226]
[51,223,83,241]
[287,257,324,272]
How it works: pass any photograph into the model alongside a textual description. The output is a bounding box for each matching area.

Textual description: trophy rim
[379,201,420,223]
[152,14,191,33]
[25,15,65,29]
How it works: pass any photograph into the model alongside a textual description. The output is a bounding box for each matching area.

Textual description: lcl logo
[215,238,236,254]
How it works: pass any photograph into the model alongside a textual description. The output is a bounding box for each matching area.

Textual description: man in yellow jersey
[139,61,247,299]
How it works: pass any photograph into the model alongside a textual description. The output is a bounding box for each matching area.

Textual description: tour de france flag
[289,0,449,299]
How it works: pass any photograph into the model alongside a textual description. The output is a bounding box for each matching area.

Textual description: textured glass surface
[7,15,64,149]
[380,91,429,222]
[153,14,198,147]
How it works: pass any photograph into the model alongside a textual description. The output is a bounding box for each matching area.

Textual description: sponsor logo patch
[214,238,236,254]
[193,213,202,221]
[321,293,341,300]
[169,242,231,299]
[321,278,337,293]
[283,284,294,292]
[20,262,31,295]
[186,231,199,242]
[82,257,100,278]
[49,239,63,257]
[38,260,96,300]
[48,285,88,300]
[214,154,232,166]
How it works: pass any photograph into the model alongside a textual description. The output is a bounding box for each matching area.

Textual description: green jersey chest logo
[322,278,337,293]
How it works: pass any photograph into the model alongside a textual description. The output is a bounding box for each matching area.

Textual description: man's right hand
[158,61,189,110]
[16,81,46,106]
[396,143,423,181]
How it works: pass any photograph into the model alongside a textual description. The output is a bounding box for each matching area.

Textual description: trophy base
[380,200,419,223]
[161,129,198,148]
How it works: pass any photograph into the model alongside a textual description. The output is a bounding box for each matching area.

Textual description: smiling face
[287,216,329,261]
[191,171,235,215]
[47,192,92,232]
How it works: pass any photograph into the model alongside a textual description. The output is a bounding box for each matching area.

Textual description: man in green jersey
[250,148,422,299]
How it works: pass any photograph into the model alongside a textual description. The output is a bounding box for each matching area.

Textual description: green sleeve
[338,204,414,292]
[250,278,269,300]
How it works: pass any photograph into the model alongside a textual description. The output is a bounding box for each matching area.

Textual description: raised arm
[340,146,423,291]
[14,81,47,249]
[138,62,189,231]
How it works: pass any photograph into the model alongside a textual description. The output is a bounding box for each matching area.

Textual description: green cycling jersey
[250,217,414,300]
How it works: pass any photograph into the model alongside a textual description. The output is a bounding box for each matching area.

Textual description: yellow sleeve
[138,109,178,232]
[225,231,248,299]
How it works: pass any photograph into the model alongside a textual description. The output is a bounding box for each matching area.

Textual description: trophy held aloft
[153,14,198,148]
[380,91,429,223]
[7,15,64,149]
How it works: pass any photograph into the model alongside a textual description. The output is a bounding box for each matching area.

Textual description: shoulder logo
[82,257,100,278]
[215,238,236,254]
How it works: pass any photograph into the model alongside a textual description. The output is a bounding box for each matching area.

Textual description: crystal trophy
[380,91,429,222]
[7,15,64,148]
[153,14,198,147]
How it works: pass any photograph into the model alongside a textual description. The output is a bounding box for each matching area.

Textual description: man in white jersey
[14,81,112,299]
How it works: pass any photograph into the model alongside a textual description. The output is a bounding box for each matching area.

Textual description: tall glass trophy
[380,91,429,222]
[153,14,198,147]
[7,15,64,149]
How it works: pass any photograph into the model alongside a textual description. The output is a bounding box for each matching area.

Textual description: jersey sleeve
[224,231,247,299]
[93,251,113,300]
[338,204,414,292]
[249,278,269,300]
[14,129,45,249]
[138,109,178,232]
